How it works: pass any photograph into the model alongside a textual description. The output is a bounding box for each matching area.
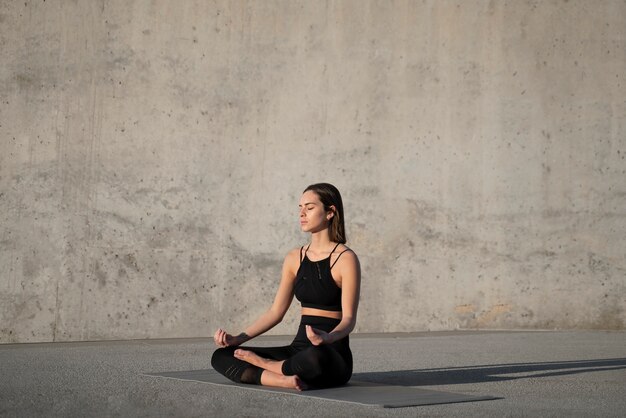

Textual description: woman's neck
[308,229,333,252]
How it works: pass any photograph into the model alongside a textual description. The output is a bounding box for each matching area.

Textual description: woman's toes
[294,375,308,391]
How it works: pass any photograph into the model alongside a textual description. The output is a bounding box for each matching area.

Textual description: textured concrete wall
[1,0,625,343]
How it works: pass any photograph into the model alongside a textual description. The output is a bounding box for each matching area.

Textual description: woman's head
[300,183,346,244]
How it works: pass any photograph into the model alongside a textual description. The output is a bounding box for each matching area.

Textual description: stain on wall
[1,0,625,342]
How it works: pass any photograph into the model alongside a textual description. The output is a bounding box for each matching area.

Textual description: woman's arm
[214,248,299,347]
[306,250,361,345]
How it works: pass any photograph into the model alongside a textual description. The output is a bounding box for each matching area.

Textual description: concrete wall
[1,0,625,343]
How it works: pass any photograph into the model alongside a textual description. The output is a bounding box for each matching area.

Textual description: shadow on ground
[352,358,626,386]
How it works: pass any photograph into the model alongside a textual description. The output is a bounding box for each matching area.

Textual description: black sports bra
[294,243,349,312]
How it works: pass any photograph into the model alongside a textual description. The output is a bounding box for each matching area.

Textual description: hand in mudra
[213,328,246,347]
[305,325,330,346]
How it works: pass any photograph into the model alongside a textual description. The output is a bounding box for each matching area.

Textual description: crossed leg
[234,349,308,390]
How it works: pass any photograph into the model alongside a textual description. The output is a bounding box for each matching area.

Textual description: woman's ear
[327,205,336,220]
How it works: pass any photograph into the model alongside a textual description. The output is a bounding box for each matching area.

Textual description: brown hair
[303,183,346,244]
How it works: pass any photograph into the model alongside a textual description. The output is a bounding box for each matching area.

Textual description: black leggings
[211,316,352,389]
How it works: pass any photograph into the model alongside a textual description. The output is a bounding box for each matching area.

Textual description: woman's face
[299,190,332,233]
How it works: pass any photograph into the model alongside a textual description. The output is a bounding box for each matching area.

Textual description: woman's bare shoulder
[283,246,304,268]
[333,244,359,264]
[285,246,303,259]
[338,244,357,256]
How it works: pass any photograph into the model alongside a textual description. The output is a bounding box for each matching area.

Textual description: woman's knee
[285,346,329,377]
[307,346,331,365]
[211,347,234,370]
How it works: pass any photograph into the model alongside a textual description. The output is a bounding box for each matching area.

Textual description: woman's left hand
[305,325,331,346]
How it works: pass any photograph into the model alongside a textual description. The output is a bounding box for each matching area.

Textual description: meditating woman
[211,183,360,390]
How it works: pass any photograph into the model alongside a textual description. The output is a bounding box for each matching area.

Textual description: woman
[211,183,360,391]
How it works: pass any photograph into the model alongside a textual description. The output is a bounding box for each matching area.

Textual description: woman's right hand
[213,328,246,347]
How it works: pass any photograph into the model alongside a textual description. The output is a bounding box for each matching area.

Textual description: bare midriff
[301,307,342,319]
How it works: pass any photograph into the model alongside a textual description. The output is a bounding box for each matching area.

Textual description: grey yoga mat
[143,369,497,408]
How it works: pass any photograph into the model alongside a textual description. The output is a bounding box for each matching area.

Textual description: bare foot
[291,375,308,391]
[259,371,309,391]
[234,349,266,368]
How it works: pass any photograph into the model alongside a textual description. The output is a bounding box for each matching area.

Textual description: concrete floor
[1,331,625,417]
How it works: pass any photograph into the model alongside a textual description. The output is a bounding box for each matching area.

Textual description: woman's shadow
[352,358,626,386]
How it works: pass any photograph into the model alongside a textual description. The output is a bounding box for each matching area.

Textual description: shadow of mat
[143,369,498,408]
[352,358,626,386]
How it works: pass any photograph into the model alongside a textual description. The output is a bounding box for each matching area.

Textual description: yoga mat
[143,369,497,408]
